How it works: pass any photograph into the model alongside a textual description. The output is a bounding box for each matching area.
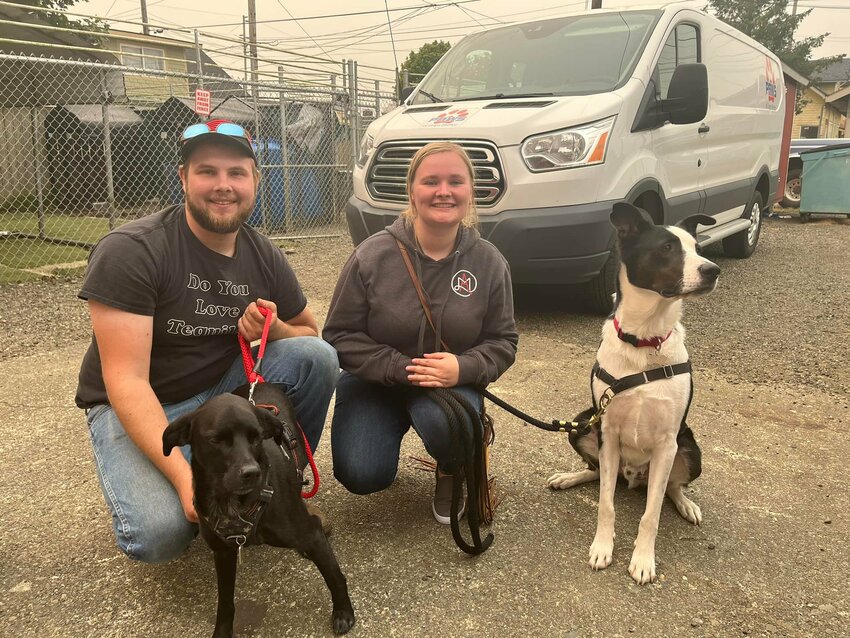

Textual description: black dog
[162,383,355,637]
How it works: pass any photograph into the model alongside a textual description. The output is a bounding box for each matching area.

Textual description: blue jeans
[331,372,482,495]
[86,337,338,563]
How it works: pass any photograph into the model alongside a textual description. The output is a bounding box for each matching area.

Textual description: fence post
[278,66,293,234]
[252,81,265,229]
[30,107,46,240]
[347,60,357,173]
[374,80,381,119]
[100,72,117,231]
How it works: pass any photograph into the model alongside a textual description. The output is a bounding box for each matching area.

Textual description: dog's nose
[699,262,720,281]
[239,464,261,483]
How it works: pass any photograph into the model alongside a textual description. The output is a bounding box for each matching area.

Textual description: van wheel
[580,249,618,314]
[780,167,801,208]
[723,191,763,259]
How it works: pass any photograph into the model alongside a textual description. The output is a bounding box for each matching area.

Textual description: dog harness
[196,473,275,563]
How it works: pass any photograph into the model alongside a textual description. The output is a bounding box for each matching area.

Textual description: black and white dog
[548,202,719,585]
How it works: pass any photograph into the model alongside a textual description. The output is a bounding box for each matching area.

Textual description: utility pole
[791,0,798,17]
[140,0,149,35]
[248,0,259,89]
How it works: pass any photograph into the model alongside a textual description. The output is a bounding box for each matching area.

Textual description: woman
[323,142,518,524]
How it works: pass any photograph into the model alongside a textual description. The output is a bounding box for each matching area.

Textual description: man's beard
[186,195,254,234]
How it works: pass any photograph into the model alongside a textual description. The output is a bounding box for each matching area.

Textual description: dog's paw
[675,496,702,525]
[547,469,597,490]
[588,536,614,571]
[668,488,703,525]
[332,605,355,635]
[628,549,656,585]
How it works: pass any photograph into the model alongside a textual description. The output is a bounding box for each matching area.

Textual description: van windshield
[411,10,661,104]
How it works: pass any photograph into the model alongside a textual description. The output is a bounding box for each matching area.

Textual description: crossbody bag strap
[395,238,450,352]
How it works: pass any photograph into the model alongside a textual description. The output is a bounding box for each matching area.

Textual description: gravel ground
[1,215,848,638]
[3,216,848,401]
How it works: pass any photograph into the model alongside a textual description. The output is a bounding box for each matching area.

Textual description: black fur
[162,384,355,638]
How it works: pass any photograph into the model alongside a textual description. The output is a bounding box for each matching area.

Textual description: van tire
[780,167,801,208]
[723,191,763,258]
[580,249,618,314]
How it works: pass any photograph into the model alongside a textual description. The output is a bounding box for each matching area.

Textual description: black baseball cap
[180,119,257,164]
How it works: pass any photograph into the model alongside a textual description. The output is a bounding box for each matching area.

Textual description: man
[75,119,338,562]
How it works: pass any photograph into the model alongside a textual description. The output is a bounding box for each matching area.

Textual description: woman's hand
[406,352,460,387]
[239,298,278,342]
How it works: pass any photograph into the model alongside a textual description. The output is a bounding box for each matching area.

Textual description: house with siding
[792,58,849,139]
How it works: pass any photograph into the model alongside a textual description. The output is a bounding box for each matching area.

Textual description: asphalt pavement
[1,217,847,638]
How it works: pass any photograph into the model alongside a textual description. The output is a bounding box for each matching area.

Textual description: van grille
[366,140,504,207]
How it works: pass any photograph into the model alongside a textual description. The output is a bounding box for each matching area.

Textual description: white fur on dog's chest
[596,382,689,463]
[594,333,691,461]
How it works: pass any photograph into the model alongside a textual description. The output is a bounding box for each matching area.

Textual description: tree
[17,0,105,43]
[401,40,451,81]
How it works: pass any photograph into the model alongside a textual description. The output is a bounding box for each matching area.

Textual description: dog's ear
[610,202,653,239]
[676,214,715,238]
[163,413,194,456]
[253,406,285,445]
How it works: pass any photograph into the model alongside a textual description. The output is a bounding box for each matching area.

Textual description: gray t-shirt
[75,205,306,408]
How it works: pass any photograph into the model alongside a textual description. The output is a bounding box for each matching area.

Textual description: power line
[385,0,399,72]
[189,0,481,29]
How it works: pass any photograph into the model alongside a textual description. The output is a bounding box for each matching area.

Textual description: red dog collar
[613,316,672,349]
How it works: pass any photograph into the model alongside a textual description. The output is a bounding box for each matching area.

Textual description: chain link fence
[0,51,400,283]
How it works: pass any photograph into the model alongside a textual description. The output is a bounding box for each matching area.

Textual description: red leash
[238,306,320,498]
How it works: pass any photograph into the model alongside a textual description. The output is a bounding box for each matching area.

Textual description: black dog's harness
[196,474,275,563]
[195,401,309,562]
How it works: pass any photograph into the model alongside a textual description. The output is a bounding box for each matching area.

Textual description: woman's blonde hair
[401,141,478,228]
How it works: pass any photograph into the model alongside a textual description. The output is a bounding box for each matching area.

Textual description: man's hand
[239,298,278,342]
[406,352,460,388]
[175,473,198,523]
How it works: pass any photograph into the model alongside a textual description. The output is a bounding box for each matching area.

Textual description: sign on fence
[194,88,211,116]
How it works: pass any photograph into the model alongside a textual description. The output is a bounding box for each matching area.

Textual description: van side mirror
[662,63,708,125]
[400,86,415,103]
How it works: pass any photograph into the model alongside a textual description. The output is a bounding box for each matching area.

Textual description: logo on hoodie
[451,270,477,297]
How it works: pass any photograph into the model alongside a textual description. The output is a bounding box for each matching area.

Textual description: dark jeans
[331,371,482,495]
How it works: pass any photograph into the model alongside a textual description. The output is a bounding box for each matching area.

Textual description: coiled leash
[428,388,495,556]
[238,306,320,499]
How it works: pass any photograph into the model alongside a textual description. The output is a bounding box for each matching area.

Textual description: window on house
[799,125,819,139]
[120,45,165,71]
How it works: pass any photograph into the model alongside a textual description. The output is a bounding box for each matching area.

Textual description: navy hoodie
[323,217,518,387]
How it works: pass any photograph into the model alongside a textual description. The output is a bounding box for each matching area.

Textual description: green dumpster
[799,141,850,222]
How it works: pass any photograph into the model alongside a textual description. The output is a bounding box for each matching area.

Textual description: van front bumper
[345,197,616,285]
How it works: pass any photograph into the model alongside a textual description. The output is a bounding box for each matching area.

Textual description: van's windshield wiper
[415,89,445,103]
[454,92,556,102]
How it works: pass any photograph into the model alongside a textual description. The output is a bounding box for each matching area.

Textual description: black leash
[428,388,494,556]
[478,387,590,434]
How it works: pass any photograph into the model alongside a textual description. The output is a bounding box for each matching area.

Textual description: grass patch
[0,211,113,245]
[0,262,45,284]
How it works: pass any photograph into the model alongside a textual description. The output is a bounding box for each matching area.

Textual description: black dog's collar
[196,472,275,549]
[613,316,673,350]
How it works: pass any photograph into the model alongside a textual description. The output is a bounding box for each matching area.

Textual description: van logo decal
[426,108,472,126]
[451,270,478,297]
[765,57,777,104]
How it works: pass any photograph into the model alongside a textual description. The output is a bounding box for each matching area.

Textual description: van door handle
[698,123,710,133]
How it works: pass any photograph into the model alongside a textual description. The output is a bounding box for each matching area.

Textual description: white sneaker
[432,469,465,525]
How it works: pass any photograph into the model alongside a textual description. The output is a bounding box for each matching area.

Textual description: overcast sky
[77,0,849,82]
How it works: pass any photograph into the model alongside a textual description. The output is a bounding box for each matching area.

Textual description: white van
[347,1,785,312]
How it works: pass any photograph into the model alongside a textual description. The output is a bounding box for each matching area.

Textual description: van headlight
[356,133,374,167]
[521,116,615,171]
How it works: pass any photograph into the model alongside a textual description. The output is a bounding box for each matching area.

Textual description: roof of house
[813,58,850,83]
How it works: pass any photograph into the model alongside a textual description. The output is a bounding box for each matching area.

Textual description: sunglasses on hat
[180,119,256,163]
